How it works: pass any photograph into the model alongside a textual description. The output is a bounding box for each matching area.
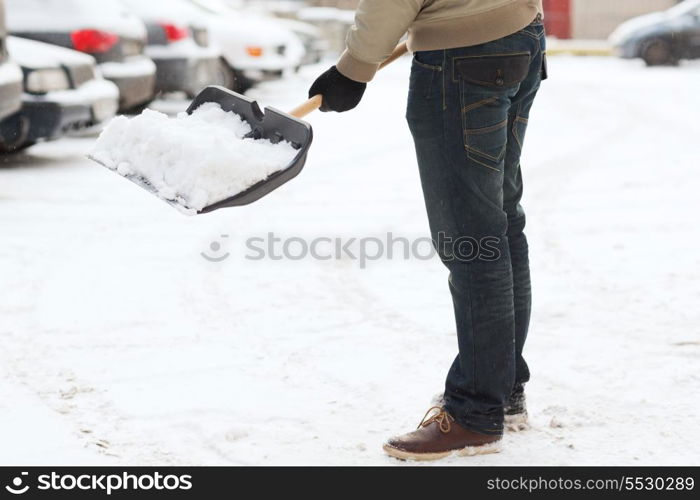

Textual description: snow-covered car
[185,0,306,91]
[119,0,227,98]
[610,0,700,66]
[0,0,22,150]
[1,37,118,152]
[5,0,156,112]
[273,18,328,67]
[296,6,356,55]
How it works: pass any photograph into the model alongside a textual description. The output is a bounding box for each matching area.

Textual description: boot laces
[418,406,455,434]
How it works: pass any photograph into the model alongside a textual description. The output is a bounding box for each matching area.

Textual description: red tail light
[71,29,119,53]
[160,23,190,42]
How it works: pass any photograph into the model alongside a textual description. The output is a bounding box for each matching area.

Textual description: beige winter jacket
[337,0,544,82]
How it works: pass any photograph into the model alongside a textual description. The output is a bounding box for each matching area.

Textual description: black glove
[308,66,367,113]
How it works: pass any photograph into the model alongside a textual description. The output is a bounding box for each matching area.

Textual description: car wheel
[121,103,150,115]
[641,39,678,66]
[219,60,255,94]
[0,114,31,154]
[231,69,255,94]
[212,59,233,92]
[2,141,36,154]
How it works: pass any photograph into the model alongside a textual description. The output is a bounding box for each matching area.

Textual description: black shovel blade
[187,86,313,214]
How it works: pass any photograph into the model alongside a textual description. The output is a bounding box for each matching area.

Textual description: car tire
[220,60,255,94]
[4,141,36,154]
[213,58,234,92]
[641,39,678,66]
[232,69,255,94]
[121,102,150,115]
[0,114,31,154]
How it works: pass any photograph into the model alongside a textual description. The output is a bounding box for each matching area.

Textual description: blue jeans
[406,19,546,435]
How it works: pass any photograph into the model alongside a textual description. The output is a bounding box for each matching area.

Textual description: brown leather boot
[432,388,530,433]
[383,407,502,461]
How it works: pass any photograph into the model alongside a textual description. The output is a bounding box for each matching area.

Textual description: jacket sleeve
[336,0,424,83]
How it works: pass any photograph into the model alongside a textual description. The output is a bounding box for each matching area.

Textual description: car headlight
[25,68,70,94]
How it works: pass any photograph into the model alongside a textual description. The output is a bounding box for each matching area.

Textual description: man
[309,0,546,461]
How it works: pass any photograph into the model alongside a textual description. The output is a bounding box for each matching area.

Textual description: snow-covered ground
[1,56,699,466]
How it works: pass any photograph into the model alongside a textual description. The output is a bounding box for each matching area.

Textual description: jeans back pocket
[455,53,531,172]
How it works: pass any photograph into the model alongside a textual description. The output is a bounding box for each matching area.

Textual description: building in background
[256,0,686,41]
[544,0,680,39]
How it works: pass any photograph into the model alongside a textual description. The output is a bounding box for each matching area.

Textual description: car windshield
[667,0,700,17]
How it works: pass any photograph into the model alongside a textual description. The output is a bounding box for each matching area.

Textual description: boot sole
[504,413,530,432]
[383,440,502,462]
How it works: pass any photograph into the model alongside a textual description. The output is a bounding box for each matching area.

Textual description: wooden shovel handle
[378,40,410,69]
[289,41,409,119]
[289,94,324,119]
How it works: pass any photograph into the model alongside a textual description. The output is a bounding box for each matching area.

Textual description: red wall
[543,0,571,38]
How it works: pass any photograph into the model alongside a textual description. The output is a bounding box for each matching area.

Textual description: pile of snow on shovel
[90,103,298,214]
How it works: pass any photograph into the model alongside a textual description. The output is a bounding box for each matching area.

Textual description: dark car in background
[0,36,118,152]
[5,0,156,112]
[120,0,227,98]
[0,0,24,151]
[610,0,700,66]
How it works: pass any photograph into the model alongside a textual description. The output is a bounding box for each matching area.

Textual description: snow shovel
[91,42,408,215]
